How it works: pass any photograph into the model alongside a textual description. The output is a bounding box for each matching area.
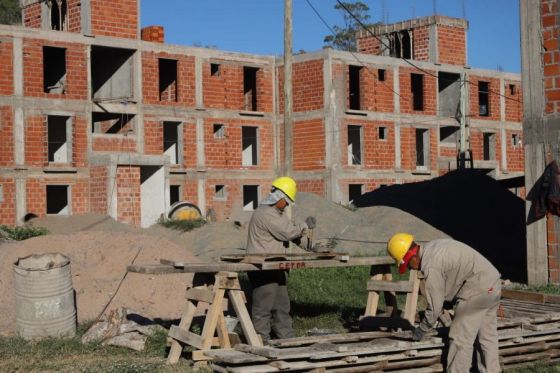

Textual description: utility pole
[284,0,293,177]
[457,72,472,169]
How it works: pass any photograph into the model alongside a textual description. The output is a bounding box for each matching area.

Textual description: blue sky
[141,0,520,73]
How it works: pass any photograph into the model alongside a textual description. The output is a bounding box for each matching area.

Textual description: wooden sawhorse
[166,271,263,364]
[364,265,420,325]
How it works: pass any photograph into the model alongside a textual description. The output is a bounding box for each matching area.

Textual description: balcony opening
[243,66,258,111]
[348,184,363,204]
[91,46,134,101]
[43,46,66,94]
[47,115,71,163]
[389,30,412,59]
[411,73,424,111]
[483,132,496,160]
[163,121,181,164]
[478,81,490,116]
[243,185,259,211]
[49,0,67,31]
[349,65,362,110]
[438,72,461,117]
[347,125,362,165]
[159,59,177,102]
[242,126,258,166]
[415,128,430,169]
[92,112,135,135]
[46,185,69,215]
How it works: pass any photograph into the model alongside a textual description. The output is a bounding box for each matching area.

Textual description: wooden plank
[168,325,204,349]
[382,271,399,316]
[502,289,546,303]
[216,312,231,349]
[268,331,394,347]
[229,288,263,347]
[364,270,384,317]
[199,284,226,351]
[404,270,420,325]
[367,280,413,293]
[204,349,269,364]
[186,288,215,303]
[127,264,184,274]
[167,299,197,364]
[235,344,282,359]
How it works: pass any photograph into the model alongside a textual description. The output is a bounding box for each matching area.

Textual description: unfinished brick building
[0,0,523,227]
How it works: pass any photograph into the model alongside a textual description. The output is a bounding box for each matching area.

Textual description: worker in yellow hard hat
[246,176,316,343]
[387,233,502,373]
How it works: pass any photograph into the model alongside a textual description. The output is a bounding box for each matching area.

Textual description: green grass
[158,218,206,232]
[511,283,560,295]
[0,225,48,241]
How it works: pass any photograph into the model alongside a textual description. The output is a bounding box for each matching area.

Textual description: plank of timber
[185,288,215,303]
[367,280,413,293]
[199,284,226,351]
[235,344,282,359]
[216,312,231,349]
[267,331,394,347]
[204,349,269,364]
[502,289,547,303]
[168,325,204,349]
[404,269,420,324]
[127,264,184,274]
[364,272,384,317]
[229,289,263,347]
[167,299,197,364]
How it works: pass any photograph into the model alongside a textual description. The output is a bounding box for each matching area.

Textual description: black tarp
[353,169,527,283]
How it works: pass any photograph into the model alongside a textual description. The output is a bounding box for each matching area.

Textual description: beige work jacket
[246,204,307,254]
[418,239,501,330]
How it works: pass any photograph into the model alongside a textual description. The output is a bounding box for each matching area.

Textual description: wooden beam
[166,299,197,364]
[168,325,204,349]
[367,280,413,293]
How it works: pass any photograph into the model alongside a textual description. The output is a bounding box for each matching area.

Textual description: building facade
[0,0,523,227]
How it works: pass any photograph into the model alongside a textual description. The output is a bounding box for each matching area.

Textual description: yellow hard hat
[271,176,297,202]
[387,233,414,264]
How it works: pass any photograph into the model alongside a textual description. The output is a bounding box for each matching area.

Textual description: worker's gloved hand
[305,216,317,229]
[412,327,425,341]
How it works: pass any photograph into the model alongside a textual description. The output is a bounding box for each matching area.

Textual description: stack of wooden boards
[209,293,560,372]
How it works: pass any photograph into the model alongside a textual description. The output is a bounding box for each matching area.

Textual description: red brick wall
[0,39,13,96]
[293,119,325,171]
[204,118,273,170]
[73,116,88,167]
[144,119,163,156]
[141,26,164,43]
[0,178,15,224]
[91,0,138,39]
[25,115,46,166]
[356,35,381,55]
[360,67,394,113]
[142,52,195,106]
[67,0,82,32]
[278,60,324,113]
[341,119,395,170]
[413,26,430,61]
[548,214,560,283]
[116,166,140,225]
[205,178,270,221]
[71,179,89,214]
[0,107,14,167]
[26,179,45,217]
[542,0,560,113]
[26,177,88,217]
[506,130,524,172]
[399,68,437,115]
[90,166,108,213]
[23,39,88,100]
[505,80,523,122]
[469,76,501,121]
[23,3,42,28]
[297,179,326,197]
[92,136,136,152]
[203,62,273,112]
[23,0,82,32]
[469,129,502,165]
[340,178,397,197]
[399,127,437,171]
[437,25,467,66]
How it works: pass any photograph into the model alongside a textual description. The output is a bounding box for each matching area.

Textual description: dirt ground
[0,192,450,336]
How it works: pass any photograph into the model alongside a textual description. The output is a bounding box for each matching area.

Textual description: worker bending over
[387,233,501,373]
[246,176,316,343]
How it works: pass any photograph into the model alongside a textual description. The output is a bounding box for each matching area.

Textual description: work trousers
[447,281,502,373]
[248,270,294,342]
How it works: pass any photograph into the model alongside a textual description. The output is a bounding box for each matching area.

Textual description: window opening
[478,81,490,116]
[43,46,66,94]
[163,121,180,164]
[213,124,225,139]
[49,0,67,31]
[378,69,386,82]
[347,125,362,165]
[509,84,516,95]
[243,67,258,111]
[378,127,388,140]
[439,126,459,145]
[46,185,69,215]
[211,63,220,76]
[243,185,259,211]
[169,185,181,206]
[349,65,362,110]
[511,133,519,147]
[348,184,363,204]
[483,132,496,160]
[242,126,258,166]
[159,59,178,102]
[215,185,226,199]
[91,46,134,101]
[92,112,135,134]
[415,128,430,168]
[438,72,461,117]
[411,73,424,111]
[47,115,70,163]
[389,30,412,59]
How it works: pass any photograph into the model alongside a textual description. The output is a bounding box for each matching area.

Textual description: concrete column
[81,0,91,35]
[107,165,118,219]
[15,178,26,226]
[196,118,205,169]
[14,108,24,166]
[195,56,203,108]
[197,178,206,216]
[134,51,144,154]
[429,24,438,63]
[393,67,401,169]
[500,77,508,173]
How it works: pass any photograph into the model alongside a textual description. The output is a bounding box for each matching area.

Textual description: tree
[324,1,370,52]
[0,0,21,25]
